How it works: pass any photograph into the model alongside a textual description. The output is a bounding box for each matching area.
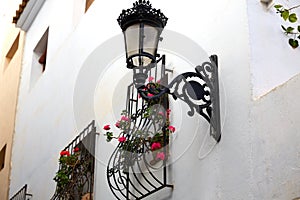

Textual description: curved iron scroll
[169,55,220,142]
[138,55,221,142]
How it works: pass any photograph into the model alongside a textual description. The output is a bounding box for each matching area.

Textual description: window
[4,33,20,70]
[85,0,94,12]
[0,144,7,171]
[33,28,48,73]
[30,28,49,89]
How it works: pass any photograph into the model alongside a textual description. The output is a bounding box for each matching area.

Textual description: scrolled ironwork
[137,55,221,142]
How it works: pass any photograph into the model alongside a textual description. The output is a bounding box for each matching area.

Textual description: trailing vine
[275,4,300,48]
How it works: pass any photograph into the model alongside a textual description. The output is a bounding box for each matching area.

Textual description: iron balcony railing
[9,184,32,200]
[51,120,97,200]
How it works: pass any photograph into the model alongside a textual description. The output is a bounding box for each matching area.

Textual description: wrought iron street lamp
[117,0,221,142]
[107,1,221,199]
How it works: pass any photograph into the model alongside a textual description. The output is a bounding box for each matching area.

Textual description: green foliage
[289,13,298,23]
[274,5,282,9]
[275,4,300,49]
[281,10,289,21]
[54,151,80,192]
[105,132,114,142]
[289,38,299,48]
[286,26,295,33]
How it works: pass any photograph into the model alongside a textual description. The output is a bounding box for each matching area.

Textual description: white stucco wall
[247,0,300,99]
[8,0,300,199]
[250,73,300,200]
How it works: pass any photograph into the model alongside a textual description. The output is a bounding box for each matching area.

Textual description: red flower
[118,136,126,142]
[73,147,80,152]
[169,125,175,133]
[156,152,165,160]
[60,150,70,156]
[151,142,161,151]
[103,125,110,130]
[147,93,154,97]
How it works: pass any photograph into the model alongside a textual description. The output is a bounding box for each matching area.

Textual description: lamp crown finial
[117,0,168,31]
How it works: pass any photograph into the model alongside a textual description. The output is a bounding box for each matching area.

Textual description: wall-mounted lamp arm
[137,55,221,142]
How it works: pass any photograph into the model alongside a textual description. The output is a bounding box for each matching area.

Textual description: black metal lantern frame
[106,1,221,199]
[117,0,167,69]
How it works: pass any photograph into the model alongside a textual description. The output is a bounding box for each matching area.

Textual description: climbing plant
[275,4,300,48]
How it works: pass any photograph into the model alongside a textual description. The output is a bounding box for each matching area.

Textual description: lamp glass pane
[143,25,159,57]
[124,24,161,67]
[124,24,140,59]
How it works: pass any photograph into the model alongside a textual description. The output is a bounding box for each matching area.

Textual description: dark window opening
[85,0,94,12]
[38,48,47,72]
[4,33,20,70]
[0,144,7,171]
[33,28,48,73]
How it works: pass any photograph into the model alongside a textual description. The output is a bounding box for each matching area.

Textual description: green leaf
[274,4,283,9]
[286,27,294,33]
[298,25,300,32]
[289,13,298,23]
[281,25,287,31]
[288,39,299,48]
[281,10,289,21]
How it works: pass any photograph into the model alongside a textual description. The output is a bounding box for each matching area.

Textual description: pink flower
[147,93,154,97]
[169,125,175,133]
[156,79,161,84]
[115,121,120,128]
[118,136,126,142]
[148,76,154,82]
[103,125,110,130]
[121,116,129,121]
[151,142,161,151]
[156,152,165,160]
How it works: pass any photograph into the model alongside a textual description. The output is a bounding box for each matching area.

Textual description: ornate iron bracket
[137,55,221,142]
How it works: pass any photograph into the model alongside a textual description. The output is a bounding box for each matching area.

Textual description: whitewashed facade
[6,0,300,199]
